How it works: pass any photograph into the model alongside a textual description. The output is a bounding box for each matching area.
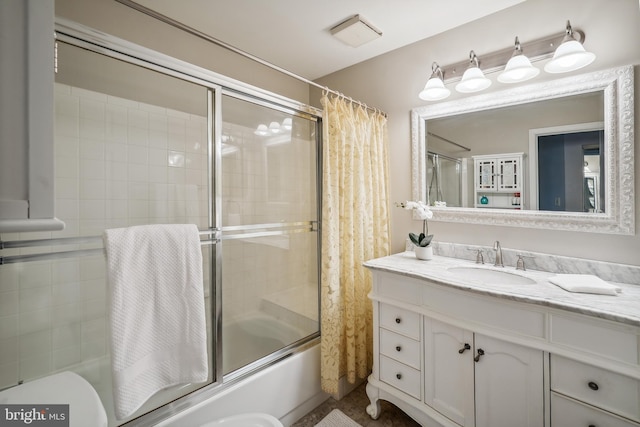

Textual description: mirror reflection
[425,91,604,213]
[412,65,634,235]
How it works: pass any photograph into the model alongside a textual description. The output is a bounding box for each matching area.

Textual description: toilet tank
[0,371,107,427]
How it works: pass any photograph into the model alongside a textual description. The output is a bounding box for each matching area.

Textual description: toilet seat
[0,371,107,427]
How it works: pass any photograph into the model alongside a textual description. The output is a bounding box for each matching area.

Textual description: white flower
[402,200,432,220]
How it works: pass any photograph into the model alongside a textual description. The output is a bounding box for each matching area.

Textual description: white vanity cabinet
[473,152,524,209]
[424,318,544,427]
[365,266,640,427]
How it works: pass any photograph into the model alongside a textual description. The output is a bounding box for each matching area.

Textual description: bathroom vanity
[364,252,640,427]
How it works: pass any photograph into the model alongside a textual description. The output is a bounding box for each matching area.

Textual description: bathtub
[223,312,317,374]
[64,311,323,426]
[157,342,326,427]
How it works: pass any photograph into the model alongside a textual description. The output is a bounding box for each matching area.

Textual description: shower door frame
[426,151,465,208]
[54,18,323,427]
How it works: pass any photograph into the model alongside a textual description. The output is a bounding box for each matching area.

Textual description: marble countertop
[364,252,640,328]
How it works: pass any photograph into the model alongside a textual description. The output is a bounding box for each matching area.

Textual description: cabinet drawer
[377,272,422,305]
[551,392,640,427]
[551,314,638,364]
[422,283,545,339]
[380,355,421,399]
[380,304,420,340]
[380,328,420,369]
[551,355,640,422]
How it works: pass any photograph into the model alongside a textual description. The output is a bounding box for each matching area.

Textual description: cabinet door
[424,318,475,426]
[496,157,521,191]
[474,334,544,427]
[475,159,496,190]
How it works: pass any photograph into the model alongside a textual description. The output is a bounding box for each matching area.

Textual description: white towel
[104,224,208,420]
[548,274,621,296]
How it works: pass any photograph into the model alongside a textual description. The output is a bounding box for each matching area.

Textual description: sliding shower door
[44,41,213,425]
[219,94,319,376]
[427,153,463,207]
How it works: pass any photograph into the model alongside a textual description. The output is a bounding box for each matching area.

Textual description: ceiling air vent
[330,15,382,48]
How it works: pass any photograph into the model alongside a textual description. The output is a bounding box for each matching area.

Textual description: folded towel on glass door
[104,224,208,420]
[548,274,622,296]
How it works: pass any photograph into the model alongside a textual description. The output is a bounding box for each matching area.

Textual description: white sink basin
[447,266,536,285]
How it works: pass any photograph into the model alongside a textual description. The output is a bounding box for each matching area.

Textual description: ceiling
[126,0,526,81]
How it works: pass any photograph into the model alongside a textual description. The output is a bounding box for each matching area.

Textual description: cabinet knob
[395,346,402,352]
[396,373,402,380]
[588,381,599,391]
[395,317,401,324]
[474,348,485,362]
[458,343,471,354]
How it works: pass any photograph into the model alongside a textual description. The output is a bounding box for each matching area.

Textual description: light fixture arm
[468,50,480,68]
[513,37,522,55]
[430,62,444,80]
[562,20,578,43]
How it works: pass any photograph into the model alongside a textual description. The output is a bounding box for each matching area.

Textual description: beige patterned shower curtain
[320,93,390,395]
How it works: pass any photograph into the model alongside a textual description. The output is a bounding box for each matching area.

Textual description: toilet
[202,413,284,427]
[0,371,108,427]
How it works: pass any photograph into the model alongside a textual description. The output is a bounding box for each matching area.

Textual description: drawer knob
[395,317,401,324]
[395,346,402,352]
[588,381,599,391]
[458,343,471,354]
[588,425,596,427]
[396,373,402,380]
[474,348,485,362]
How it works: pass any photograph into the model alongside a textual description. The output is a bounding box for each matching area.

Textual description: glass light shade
[254,124,269,136]
[544,39,596,73]
[455,67,492,93]
[498,54,540,83]
[419,77,451,101]
[281,117,292,130]
[268,121,281,133]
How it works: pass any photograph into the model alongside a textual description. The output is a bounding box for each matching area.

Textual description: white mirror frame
[411,65,634,235]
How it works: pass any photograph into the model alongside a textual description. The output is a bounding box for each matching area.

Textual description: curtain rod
[115,0,387,118]
[427,132,471,151]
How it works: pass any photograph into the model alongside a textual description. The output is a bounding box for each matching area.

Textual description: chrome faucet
[493,241,504,267]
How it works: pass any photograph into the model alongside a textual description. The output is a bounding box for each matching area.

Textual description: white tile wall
[220,116,318,329]
[0,83,209,390]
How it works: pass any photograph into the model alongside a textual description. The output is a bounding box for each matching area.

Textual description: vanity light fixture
[419,21,593,101]
[455,51,492,94]
[419,62,451,101]
[254,124,269,136]
[544,21,596,73]
[497,37,540,84]
[268,121,281,134]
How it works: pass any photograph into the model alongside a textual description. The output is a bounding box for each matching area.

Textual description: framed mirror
[411,65,634,234]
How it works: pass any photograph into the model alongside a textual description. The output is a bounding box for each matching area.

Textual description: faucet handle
[467,248,484,264]
[515,254,534,271]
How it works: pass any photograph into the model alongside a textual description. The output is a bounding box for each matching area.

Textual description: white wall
[314,0,640,266]
[55,0,310,104]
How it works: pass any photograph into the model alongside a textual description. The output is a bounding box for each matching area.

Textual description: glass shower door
[427,152,462,207]
[219,94,319,376]
[51,41,214,425]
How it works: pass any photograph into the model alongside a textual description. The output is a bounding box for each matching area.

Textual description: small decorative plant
[397,201,434,247]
